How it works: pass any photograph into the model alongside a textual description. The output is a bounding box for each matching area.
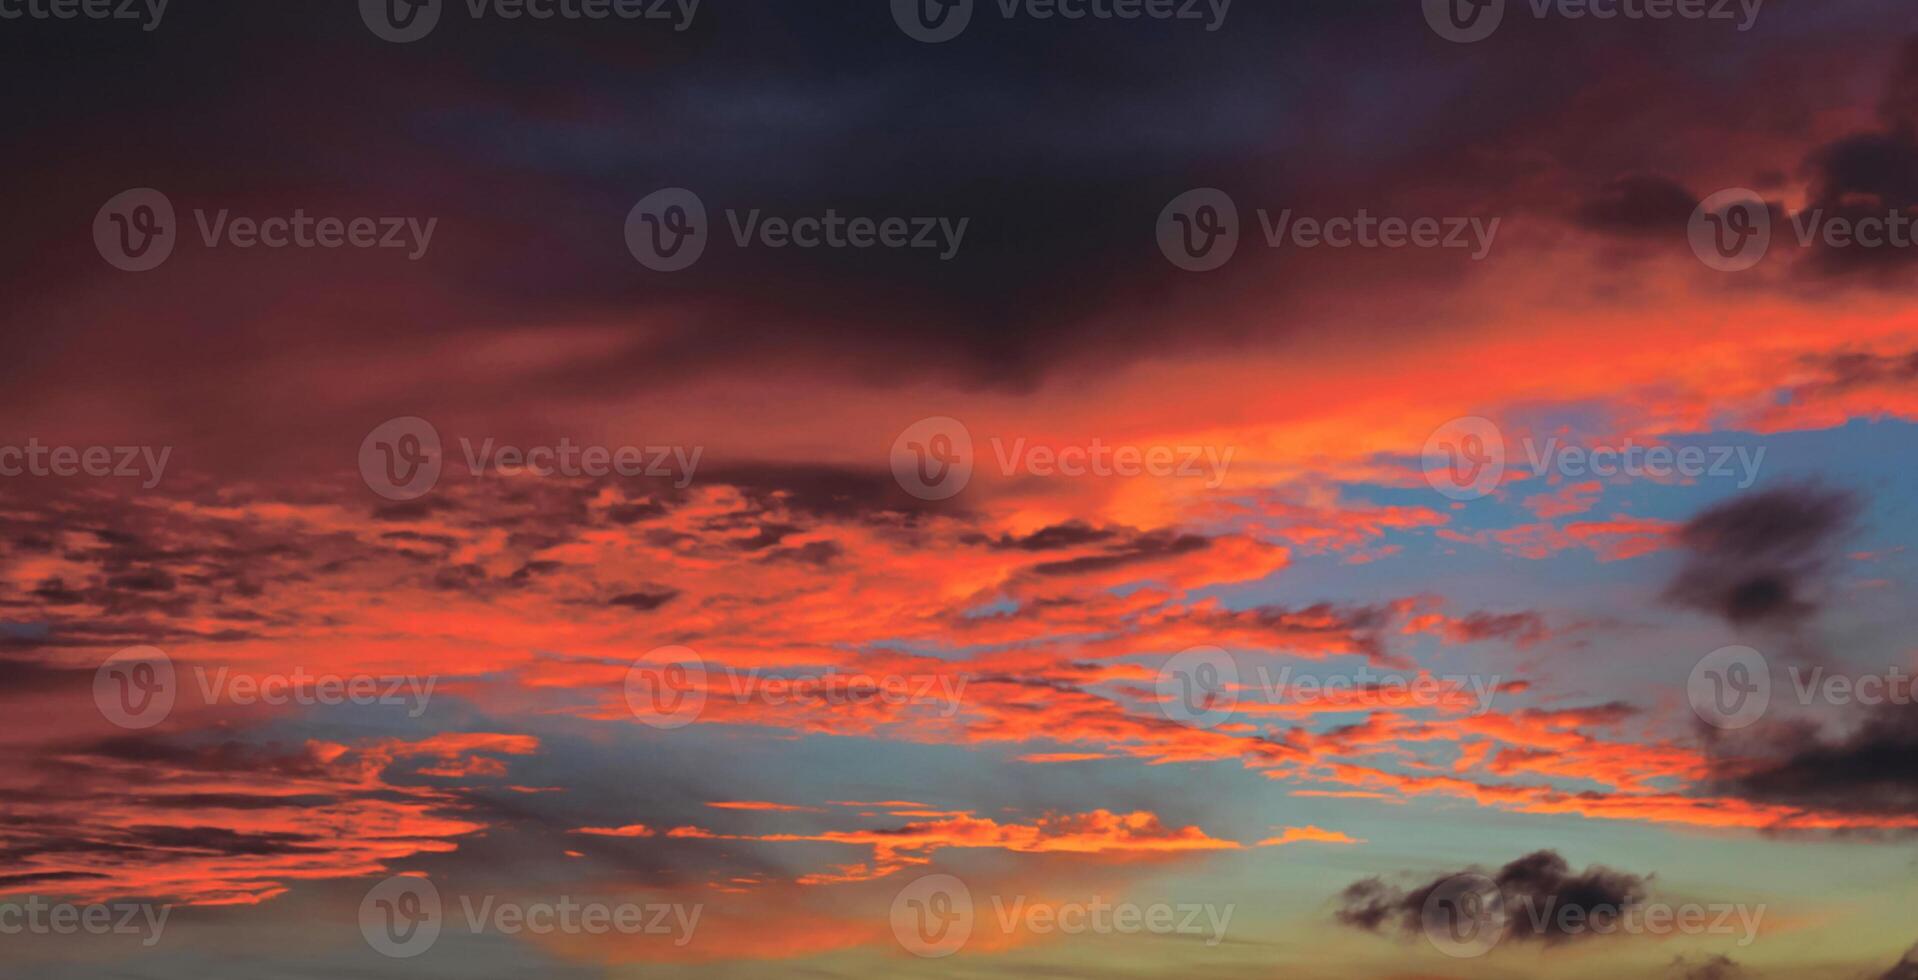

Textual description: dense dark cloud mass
[1707,701,1918,817]
[1334,850,1649,946]
[1663,484,1860,629]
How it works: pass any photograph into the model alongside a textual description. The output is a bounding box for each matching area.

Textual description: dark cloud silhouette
[1334,850,1650,946]
[1707,700,1918,818]
[1575,175,1698,236]
[1664,484,1860,629]
[1671,953,1743,980]
[1882,944,1918,980]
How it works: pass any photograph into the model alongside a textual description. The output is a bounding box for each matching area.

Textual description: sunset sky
[6,1,1918,977]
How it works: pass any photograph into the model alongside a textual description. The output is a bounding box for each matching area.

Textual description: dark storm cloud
[1574,175,1698,236]
[1671,954,1743,980]
[967,521,1119,552]
[1663,484,1860,629]
[1334,850,1650,946]
[609,587,681,612]
[1705,701,1918,817]
[1882,945,1918,980]
[13,0,1901,417]
[1030,530,1209,576]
